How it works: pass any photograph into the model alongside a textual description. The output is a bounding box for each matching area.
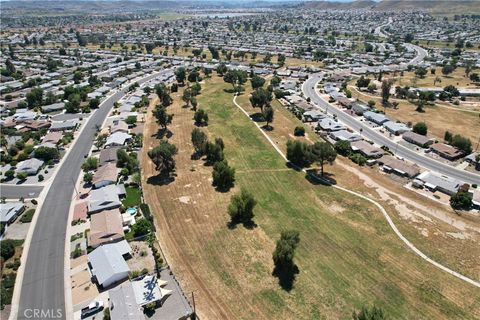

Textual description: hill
[302,0,480,14]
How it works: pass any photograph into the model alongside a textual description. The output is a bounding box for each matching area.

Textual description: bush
[212,159,235,191]
[0,239,16,260]
[293,126,305,136]
[132,219,152,237]
[38,174,44,182]
[450,191,472,210]
[349,153,367,166]
[16,172,28,181]
[334,140,351,156]
[20,209,35,223]
[228,188,256,225]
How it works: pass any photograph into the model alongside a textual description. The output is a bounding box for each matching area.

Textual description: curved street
[302,75,480,185]
[12,69,171,320]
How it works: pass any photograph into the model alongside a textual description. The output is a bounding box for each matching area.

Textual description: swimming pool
[126,207,137,215]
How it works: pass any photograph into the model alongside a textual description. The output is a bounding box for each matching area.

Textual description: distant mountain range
[302,0,480,14]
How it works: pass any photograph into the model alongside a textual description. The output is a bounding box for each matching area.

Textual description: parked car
[81,300,103,318]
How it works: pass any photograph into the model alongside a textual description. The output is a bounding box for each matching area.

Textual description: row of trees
[286,140,337,176]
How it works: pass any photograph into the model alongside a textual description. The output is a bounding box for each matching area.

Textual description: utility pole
[191,292,196,320]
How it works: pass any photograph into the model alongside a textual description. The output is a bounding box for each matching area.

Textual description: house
[108,282,145,320]
[42,131,63,145]
[131,275,172,307]
[88,184,125,213]
[99,147,120,166]
[352,103,369,115]
[41,102,65,113]
[363,111,389,125]
[93,163,118,189]
[16,158,44,175]
[318,117,345,131]
[50,120,78,132]
[351,140,384,158]
[329,130,362,142]
[430,143,464,161]
[303,110,325,122]
[414,171,460,195]
[402,131,433,148]
[110,120,129,134]
[13,111,37,122]
[0,202,25,225]
[378,156,420,178]
[88,209,125,248]
[383,121,410,135]
[105,132,132,148]
[88,240,131,288]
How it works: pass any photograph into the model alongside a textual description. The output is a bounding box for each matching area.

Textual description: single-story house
[88,209,125,248]
[131,275,172,307]
[303,110,325,122]
[88,240,131,288]
[41,102,65,113]
[108,281,145,320]
[16,158,44,175]
[105,132,132,148]
[88,184,125,213]
[92,163,119,189]
[430,143,464,161]
[329,130,362,142]
[352,103,369,115]
[50,120,78,132]
[110,120,129,134]
[402,131,433,148]
[413,171,460,195]
[383,121,410,135]
[351,140,384,158]
[378,156,420,178]
[42,131,63,145]
[318,117,345,131]
[0,202,25,224]
[363,111,389,125]
[99,147,120,166]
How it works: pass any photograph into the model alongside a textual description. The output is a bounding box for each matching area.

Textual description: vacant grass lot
[141,75,480,320]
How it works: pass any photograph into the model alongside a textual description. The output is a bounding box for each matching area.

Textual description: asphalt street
[303,75,480,185]
[16,70,170,320]
[0,185,43,199]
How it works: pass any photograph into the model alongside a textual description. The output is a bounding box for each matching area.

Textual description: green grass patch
[122,186,142,207]
[20,209,35,223]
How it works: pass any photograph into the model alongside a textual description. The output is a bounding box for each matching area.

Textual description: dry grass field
[141,75,480,320]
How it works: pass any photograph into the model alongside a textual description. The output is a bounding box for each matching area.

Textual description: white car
[81,300,103,318]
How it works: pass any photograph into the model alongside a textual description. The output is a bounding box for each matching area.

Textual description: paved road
[303,75,480,185]
[0,185,43,199]
[16,69,170,320]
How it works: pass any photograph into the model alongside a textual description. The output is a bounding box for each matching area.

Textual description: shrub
[0,240,16,260]
[20,209,35,223]
[293,126,305,136]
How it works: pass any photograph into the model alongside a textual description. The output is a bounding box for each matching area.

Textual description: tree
[250,88,271,112]
[216,63,228,76]
[273,230,300,272]
[145,43,155,54]
[286,140,313,168]
[148,140,178,174]
[450,191,473,210]
[26,87,43,108]
[73,70,83,84]
[212,159,235,191]
[191,128,208,157]
[270,76,281,87]
[311,142,337,176]
[175,67,186,85]
[367,83,377,93]
[182,88,192,107]
[251,75,266,89]
[381,80,392,106]
[34,147,59,161]
[82,157,98,172]
[188,70,201,83]
[205,139,224,164]
[0,239,15,260]
[154,105,173,130]
[441,64,455,76]
[352,304,387,320]
[451,134,472,154]
[228,188,256,225]
[415,67,427,78]
[132,219,152,237]
[155,83,172,107]
[334,140,351,156]
[443,85,460,97]
[412,122,428,135]
[89,98,100,109]
[444,131,453,143]
[83,172,93,184]
[194,109,209,126]
[356,76,370,88]
[294,126,305,136]
[262,105,274,128]
[125,116,137,126]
